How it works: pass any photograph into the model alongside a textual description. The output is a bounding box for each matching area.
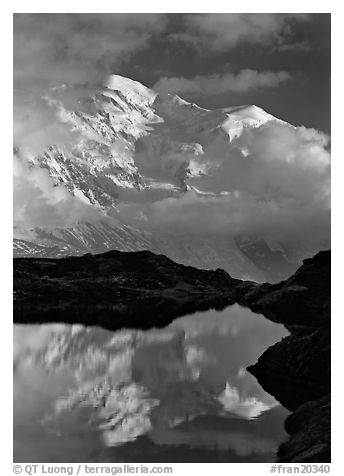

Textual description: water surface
[14,304,289,462]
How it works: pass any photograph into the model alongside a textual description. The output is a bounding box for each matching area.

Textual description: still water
[14,304,289,463]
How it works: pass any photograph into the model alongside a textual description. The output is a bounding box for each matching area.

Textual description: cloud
[13,86,106,229]
[153,70,291,95]
[171,13,311,51]
[117,121,331,253]
[14,13,167,88]
[217,382,274,419]
[13,156,101,228]
[13,90,83,158]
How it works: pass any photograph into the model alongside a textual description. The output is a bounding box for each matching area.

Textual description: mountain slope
[13,220,267,281]
[18,75,278,207]
[14,75,298,281]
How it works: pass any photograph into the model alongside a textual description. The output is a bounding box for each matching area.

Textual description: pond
[14,304,289,463]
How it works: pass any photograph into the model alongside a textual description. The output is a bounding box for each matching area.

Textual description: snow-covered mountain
[17,76,280,208]
[13,75,298,281]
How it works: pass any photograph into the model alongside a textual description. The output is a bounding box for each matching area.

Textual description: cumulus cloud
[153,70,291,95]
[13,90,82,158]
[13,87,103,229]
[117,121,330,252]
[13,156,100,228]
[172,13,311,51]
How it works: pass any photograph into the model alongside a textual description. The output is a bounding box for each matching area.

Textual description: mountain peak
[222,104,277,123]
[102,74,279,126]
[104,74,157,104]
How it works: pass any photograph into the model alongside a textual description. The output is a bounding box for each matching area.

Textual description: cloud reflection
[14,305,288,452]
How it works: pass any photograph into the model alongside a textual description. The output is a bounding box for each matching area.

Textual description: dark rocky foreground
[246,251,331,462]
[14,249,244,329]
[13,248,330,462]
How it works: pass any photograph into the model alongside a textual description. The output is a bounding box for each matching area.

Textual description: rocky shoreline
[14,249,243,330]
[246,251,331,462]
[13,249,331,462]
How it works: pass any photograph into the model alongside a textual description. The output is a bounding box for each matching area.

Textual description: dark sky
[121,14,331,133]
[14,13,331,133]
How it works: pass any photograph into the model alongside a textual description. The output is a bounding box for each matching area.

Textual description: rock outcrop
[13,249,241,329]
[246,250,330,462]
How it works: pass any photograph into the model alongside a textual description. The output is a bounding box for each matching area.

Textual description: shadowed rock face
[248,327,330,410]
[241,250,330,328]
[13,249,330,462]
[277,395,330,463]
[248,326,330,462]
[246,250,331,463]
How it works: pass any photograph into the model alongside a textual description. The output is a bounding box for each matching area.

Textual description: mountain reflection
[14,304,290,462]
